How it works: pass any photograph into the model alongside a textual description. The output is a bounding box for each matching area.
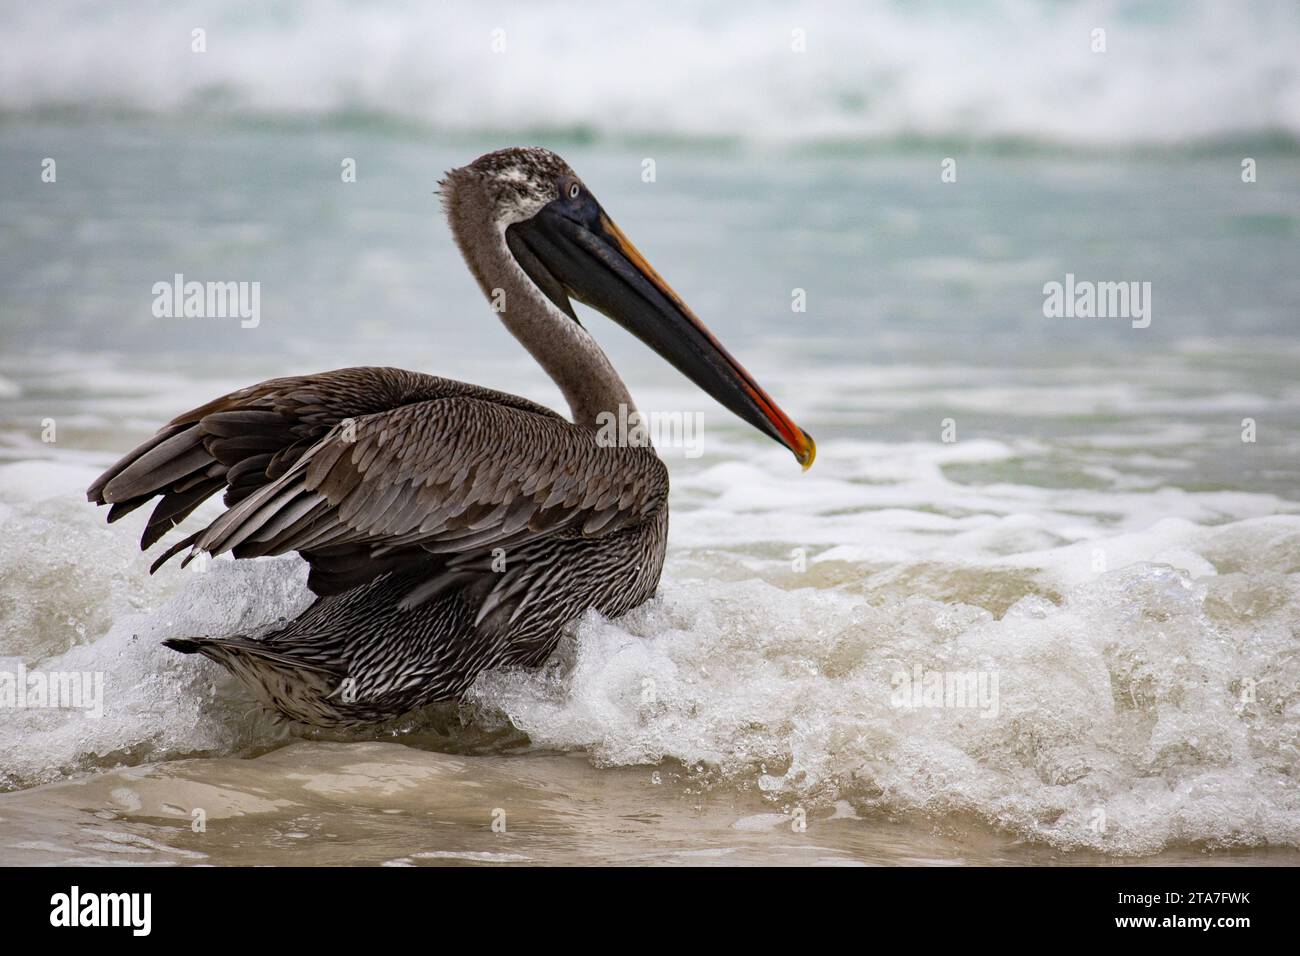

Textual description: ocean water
[5,0,1300,146]
[2,0,1300,865]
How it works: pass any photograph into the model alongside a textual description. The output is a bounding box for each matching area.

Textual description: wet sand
[4,741,1296,866]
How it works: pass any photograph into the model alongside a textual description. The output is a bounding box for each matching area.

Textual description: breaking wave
[3,0,1299,146]
[3,441,1297,854]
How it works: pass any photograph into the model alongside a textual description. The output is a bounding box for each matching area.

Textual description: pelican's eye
[567,182,581,200]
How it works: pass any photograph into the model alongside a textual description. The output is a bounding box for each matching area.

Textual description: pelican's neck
[445,188,636,430]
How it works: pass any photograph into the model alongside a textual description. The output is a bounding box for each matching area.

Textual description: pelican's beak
[506,199,815,469]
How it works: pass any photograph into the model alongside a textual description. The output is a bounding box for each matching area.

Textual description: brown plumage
[87,146,812,727]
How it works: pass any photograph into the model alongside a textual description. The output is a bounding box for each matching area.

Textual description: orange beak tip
[796,431,816,471]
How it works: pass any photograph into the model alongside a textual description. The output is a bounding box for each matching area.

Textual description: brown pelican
[87,147,814,727]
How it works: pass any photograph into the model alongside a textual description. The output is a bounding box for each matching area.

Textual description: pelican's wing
[88,367,667,610]
[86,366,565,566]
[190,397,666,595]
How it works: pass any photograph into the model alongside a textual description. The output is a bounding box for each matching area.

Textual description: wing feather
[192,397,664,574]
[88,367,667,623]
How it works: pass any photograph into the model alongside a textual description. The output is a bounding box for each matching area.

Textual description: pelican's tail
[161,636,204,654]
[162,635,356,727]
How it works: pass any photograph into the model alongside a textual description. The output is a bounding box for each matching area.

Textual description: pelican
[87,147,814,727]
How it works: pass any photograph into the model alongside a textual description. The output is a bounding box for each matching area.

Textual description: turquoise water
[3,119,1298,496]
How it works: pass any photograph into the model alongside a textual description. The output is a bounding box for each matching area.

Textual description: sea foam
[2,0,1298,145]
[3,445,1295,854]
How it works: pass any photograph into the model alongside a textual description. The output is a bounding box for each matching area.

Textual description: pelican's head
[440,147,815,470]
